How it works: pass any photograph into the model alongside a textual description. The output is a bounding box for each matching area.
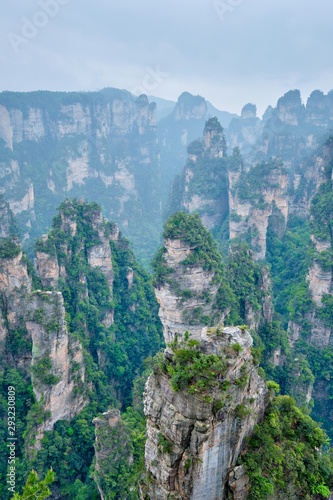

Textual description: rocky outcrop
[0,195,19,238]
[167,118,229,232]
[88,209,114,291]
[0,250,31,330]
[36,249,59,289]
[155,237,221,345]
[227,104,261,157]
[287,140,333,349]
[229,161,289,260]
[227,465,249,500]
[142,326,267,500]
[26,291,86,445]
[307,260,332,307]
[145,219,268,499]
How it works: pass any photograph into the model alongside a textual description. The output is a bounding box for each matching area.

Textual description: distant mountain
[148,95,175,120]
[157,91,239,208]
[0,88,161,266]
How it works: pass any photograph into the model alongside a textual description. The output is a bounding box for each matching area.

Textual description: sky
[1,0,333,117]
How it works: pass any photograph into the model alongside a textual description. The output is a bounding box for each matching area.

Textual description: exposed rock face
[307,260,332,307]
[0,250,31,330]
[276,90,305,127]
[143,326,267,500]
[26,291,86,443]
[145,221,268,499]
[174,92,207,122]
[87,209,114,292]
[93,409,133,500]
[227,104,261,157]
[229,161,289,260]
[228,465,249,500]
[36,249,60,288]
[126,267,134,289]
[155,238,221,344]
[287,140,333,349]
[88,243,113,290]
[167,119,229,233]
[203,118,226,158]
[0,88,160,263]
[169,90,333,265]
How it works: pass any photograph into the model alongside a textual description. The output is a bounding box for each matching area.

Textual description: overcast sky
[1,0,333,116]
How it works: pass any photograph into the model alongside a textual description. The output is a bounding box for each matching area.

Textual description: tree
[11,469,54,500]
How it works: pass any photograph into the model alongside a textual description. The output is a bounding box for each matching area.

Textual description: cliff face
[143,327,267,500]
[159,92,236,212]
[144,216,268,500]
[0,250,31,330]
[229,160,289,260]
[26,291,86,441]
[287,138,333,349]
[167,118,229,235]
[226,103,262,158]
[238,89,333,169]
[170,95,333,264]
[0,197,164,498]
[155,237,221,344]
[0,89,160,265]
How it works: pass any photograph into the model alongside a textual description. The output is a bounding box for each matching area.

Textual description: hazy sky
[1,0,333,116]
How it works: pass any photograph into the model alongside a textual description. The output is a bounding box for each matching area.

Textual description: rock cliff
[142,326,267,500]
[166,118,229,234]
[0,88,160,265]
[26,291,86,444]
[144,214,268,499]
[287,137,333,348]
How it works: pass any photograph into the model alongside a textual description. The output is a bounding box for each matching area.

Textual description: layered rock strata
[26,291,86,444]
[142,326,267,500]
[144,225,268,499]
[155,237,221,344]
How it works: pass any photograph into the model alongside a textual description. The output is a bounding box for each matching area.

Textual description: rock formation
[26,291,86,444]
[143,217,268,499]
[142,326,267,500]
[0,88,160,264]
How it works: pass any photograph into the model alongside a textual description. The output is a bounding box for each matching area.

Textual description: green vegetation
[310,172,333,243]
[162,212,223,272]
[11,468,54,500]
[0,368,35,499]
[0,199,163,498]
[158,433,173,454]
[35,199,162,406]
[237,160,287,205]
[0,88,162,266]
[32,355,60,386]
[241,395,333,499]
[157,337,227,396]
[0,238,21,259]
[93,407,146,500]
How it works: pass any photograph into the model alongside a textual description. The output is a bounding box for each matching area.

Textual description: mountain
[0,88,161,266]
[141,212,333,499]
[1,85,333,500]
[157,92,238,207]
[232,89,333,167]
[148,95,176,121]
[0,199,332,499]
[0,198,163,499]
[166,104,333,445]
